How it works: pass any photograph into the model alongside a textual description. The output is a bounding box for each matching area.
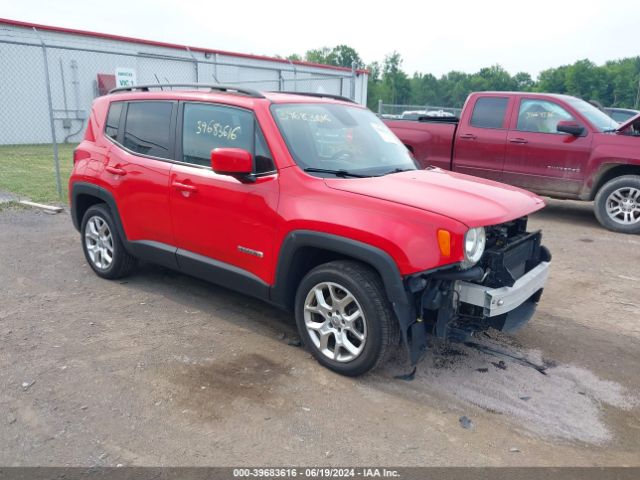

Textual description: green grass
[0,144,77,204]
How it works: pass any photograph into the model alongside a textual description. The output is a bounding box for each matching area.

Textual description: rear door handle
[509,137,528,144]
[105,165,126,176]
[460,133,477,140]
[172,181,198,194]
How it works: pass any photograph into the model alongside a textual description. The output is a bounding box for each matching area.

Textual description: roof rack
[271,91,356,103]
[109,83,265,98]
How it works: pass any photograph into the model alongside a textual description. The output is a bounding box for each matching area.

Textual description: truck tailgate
[383,119,457,170]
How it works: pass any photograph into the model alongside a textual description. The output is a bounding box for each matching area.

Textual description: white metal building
[0,18,369,144]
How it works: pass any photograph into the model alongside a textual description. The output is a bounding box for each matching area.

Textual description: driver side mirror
[211,148,254,179]
[556,120,585,136]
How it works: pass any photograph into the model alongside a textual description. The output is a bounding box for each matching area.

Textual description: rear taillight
[73,149,91,164]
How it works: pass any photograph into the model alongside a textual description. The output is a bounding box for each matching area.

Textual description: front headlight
[462,227,486,268]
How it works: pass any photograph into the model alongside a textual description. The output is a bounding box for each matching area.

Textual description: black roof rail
[271,91,356,103]
[109,83,265,98]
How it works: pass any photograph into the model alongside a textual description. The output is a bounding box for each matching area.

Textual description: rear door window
[122,102,174,159]
[469,97,509,129]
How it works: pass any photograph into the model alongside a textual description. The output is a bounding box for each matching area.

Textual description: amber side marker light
[437,229,451,257]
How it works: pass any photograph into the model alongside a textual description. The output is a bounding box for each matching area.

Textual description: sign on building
[115,68,137,88]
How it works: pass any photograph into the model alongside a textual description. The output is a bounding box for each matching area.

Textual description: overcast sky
[3,0,639,78]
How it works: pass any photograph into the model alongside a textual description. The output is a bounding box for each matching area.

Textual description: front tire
[294,260,398,376]
[81,204,137,279]
[594,175,640,233]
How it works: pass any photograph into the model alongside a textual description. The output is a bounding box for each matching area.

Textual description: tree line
[283,45,640,111]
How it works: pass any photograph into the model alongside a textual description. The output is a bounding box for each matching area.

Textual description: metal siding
[0,22,368,145]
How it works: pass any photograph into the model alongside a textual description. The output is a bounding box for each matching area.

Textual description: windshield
[563,97,619,132]
[609,110,638,123]
[271,103,417,177]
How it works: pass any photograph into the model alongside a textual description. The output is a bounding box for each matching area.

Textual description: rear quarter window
[470,97,509,129]
[105,102,123,140]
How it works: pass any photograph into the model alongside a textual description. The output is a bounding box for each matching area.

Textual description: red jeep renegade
[69,84,552,376]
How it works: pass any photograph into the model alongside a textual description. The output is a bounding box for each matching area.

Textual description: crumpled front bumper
[404,220,551,363]
[455,261,550,319]
[421,229,551,340]
[450,260,550,335]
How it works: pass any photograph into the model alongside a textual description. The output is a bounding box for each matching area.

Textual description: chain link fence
[0,23,365,201]
[377,101,462,119]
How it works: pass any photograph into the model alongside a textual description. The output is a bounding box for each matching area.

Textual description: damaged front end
[403,216,552,364]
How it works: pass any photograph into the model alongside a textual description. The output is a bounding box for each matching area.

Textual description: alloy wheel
[303,282,367,362]
[606,187,640,225]
[84,216,114,269]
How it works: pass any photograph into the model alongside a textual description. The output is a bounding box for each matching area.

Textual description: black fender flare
[270,230,417,358]
[70,182,129,247]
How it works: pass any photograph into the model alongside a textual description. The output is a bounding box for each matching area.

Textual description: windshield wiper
[303,167,369,178]
[378,167,415,176]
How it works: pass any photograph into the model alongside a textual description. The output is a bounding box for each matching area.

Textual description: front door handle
[105,165,126,176]
[460,133,477,140]
[172,181,198,194]
[509,137,528,144]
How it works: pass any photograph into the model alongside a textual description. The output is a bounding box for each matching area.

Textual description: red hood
[325,169,545,228]
[616,112,640,132]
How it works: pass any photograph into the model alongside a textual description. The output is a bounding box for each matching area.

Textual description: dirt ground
[0,199,638,467]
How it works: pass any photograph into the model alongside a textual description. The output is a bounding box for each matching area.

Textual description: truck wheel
[594,175,640,234]
[81,204,137,279]
[294,260,398,376]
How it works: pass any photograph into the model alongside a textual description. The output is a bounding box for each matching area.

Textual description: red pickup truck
[385,92,640,233]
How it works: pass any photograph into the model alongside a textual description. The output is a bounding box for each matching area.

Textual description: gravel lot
[1,200,639,466]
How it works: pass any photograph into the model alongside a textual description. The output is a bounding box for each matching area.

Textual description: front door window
[516,99,574,134]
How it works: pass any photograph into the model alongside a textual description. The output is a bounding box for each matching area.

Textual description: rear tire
[294,260,398,376]
[594,175,640,234]
[81,204,137,279]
